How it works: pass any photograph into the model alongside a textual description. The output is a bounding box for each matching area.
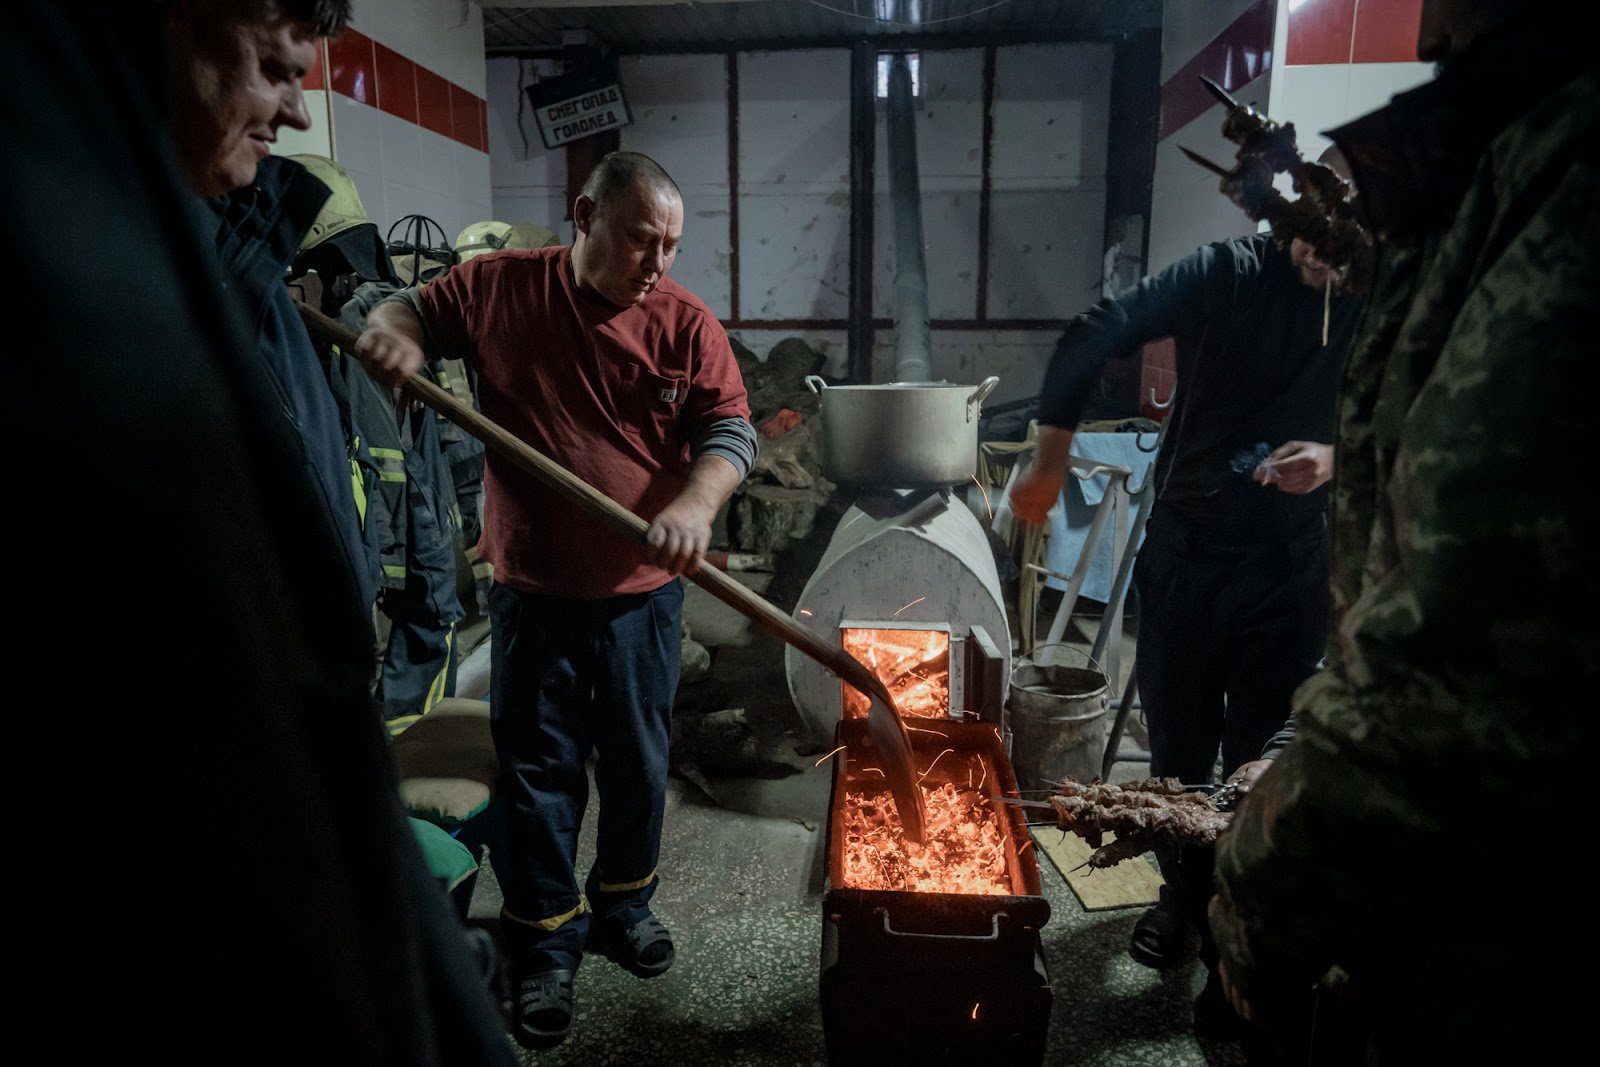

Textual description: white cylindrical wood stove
[785,489,1012,736]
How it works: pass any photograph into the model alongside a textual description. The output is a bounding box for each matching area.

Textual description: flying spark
[971,475,993,522]
[917,747,956,783]
[892,596,927,617]
[814,745,847,768]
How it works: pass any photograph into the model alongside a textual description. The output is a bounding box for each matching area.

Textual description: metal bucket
[1005,644,1109,791]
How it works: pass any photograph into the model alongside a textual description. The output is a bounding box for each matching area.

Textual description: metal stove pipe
[885,52,932,383]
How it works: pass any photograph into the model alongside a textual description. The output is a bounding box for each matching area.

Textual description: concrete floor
[455,500,1245,1066]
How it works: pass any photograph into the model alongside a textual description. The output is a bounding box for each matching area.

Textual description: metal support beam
[847,39,875,383]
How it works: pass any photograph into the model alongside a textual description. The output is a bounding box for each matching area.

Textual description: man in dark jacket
[1210,2,1593,1058]
[1009,228,1361,1035]
[4,3,514,1062]
[213,151,383,611]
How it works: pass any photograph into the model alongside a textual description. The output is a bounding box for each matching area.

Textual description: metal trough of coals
[820,717,1052,1065]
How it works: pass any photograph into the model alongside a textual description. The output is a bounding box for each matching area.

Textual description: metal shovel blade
[864,692,928,845]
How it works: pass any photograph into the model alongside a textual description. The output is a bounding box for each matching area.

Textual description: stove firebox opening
[840,625,950,719]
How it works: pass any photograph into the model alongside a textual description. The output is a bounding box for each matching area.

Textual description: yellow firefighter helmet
[454,219,560,262]
[289,154,374,251]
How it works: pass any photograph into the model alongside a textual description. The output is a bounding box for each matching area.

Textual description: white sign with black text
[534,83,631,149]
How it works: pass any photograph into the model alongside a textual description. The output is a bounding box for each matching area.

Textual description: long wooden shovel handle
[295,301,927,839]
[292,302,901,715]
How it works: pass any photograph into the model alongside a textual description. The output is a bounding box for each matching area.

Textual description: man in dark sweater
[1009,229,1361,1036]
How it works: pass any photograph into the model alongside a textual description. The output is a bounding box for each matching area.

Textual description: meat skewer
[994,776,1233,870]
[1180,75,1374,293]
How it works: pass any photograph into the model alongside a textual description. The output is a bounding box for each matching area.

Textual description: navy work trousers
[488,579,683,974]
[1133,505,1329,936]
[1135,505,1329,785]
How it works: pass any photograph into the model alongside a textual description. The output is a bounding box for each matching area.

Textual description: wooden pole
[294,300,927,839]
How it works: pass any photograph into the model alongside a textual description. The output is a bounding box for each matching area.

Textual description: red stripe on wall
[374,42,418,124]
[1351,0,1423,63]
[317,31,487,153]
[1158,0,1276,141]
[326,28,375,106]
[1287,0,1424,66]
[1286,0,1357,65]
[450,82,480,150]
[414,66,453,139]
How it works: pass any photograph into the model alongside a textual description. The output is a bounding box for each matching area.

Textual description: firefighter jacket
[336,283,465,727]
[211,156,381,612]
[341,282,485,572]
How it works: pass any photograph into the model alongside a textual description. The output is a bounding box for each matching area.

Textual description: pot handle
[966,376,1000,422]
[804,375,828,395]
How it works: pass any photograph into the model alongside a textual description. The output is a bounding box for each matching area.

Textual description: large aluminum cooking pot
[804,375,999,488]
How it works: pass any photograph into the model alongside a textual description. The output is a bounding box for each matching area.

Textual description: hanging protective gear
[288,153,400,285]
[453,220,512,262]
[505,221,560,250]
[388,214,456,286]
[292,154,374,250]
[454,220,560,263]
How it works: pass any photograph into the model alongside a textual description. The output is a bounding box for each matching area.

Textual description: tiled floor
[451,492,1245,1065]
[463,622,1242,1066]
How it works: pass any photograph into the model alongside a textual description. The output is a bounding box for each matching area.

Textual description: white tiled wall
[1269,61,1433,159]
[1265,0,1433,153]
[487,57,570,240]
[1343,62,1432,116]
[480,40,1111,394]
[984,43,1112,320]
[1148,0,1280,272]
[272,0,491,250]
[1147,74,1271,273]
[737,49,852,322]
[1160,0,1265,82]
[276,93,334,158]
[621,54,734,314]
[871,329,1070,407]
[354,0,486,95]
[1148,0,1433,275]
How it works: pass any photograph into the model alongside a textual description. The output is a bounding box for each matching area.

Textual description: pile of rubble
[725,336,837,554]
[674,334,838,722]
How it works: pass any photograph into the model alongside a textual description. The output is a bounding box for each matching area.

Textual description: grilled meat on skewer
[1044,777,1232,869]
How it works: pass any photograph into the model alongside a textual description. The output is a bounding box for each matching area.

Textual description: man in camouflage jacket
[1209,3,1594,1058]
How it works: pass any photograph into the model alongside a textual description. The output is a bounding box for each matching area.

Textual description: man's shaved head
[579,151,681,211]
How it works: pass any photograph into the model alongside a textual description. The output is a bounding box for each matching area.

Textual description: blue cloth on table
[1043,432,1158,603]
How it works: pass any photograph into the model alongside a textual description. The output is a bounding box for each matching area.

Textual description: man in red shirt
[359,151,754,1049]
